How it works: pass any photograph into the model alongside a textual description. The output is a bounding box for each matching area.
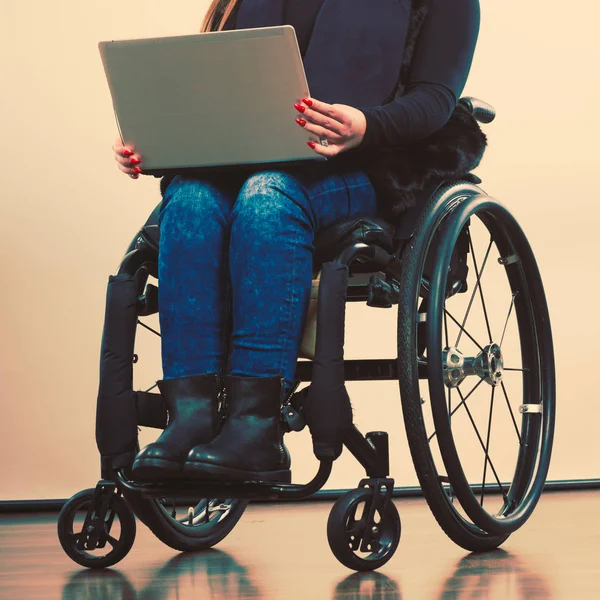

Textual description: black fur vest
[353,0,487,218]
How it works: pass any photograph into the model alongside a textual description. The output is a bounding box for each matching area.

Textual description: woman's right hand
[113,136,143,179]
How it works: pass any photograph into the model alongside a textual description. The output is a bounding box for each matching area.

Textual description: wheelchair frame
[57,98,556,571]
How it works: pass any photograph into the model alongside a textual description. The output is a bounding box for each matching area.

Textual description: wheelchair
[57,98,555,572]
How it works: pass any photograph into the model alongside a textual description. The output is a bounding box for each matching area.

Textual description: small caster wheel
[57,487,136,569]
[327,488,401,571]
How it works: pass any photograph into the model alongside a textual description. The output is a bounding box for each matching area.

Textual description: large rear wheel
[424,194,555,536]
[397,181,551,551]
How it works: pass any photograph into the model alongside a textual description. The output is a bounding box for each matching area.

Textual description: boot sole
[182,461,292,484]
[132,457,183,481]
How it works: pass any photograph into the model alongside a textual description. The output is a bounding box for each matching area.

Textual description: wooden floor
[0,490,598,599]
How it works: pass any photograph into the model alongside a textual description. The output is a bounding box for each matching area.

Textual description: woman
[114,0,481,484]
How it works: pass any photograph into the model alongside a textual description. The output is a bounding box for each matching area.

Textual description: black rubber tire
[122,488,248,553]
[327,488,401,572]
[425,195,555,536]
[396,181,509,552]
[57,488,136,569]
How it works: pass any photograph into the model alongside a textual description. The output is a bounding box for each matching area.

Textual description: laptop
[98,25,327,174]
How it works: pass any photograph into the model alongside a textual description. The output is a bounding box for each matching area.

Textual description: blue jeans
[157,162,379,397]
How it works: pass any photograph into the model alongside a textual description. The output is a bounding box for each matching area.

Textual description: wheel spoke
[444,309,485,352]
[444,305,449,348]
[500,292,518,348]
[458,388,506,501]
[428,378,485,442]
[137,319,161,337]
[209,501,232,515]
[500,381,522,444]
[444,308,452,417]
[449,378,485,419]
[105,534,119,548]
[480,387,496,506]
[455,238,493,347]
[504,367,529,373]
[468,232,494,343]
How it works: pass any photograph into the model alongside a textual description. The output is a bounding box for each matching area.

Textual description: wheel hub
[442,343,504,388]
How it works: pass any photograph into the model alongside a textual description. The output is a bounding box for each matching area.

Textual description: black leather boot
[132,373,222,480]
[183,374,291,483]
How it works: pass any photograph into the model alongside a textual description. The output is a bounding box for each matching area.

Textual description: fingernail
[302,98,313,106]
[132,167,142,174]
[123,149,134,156]
[307,141,316,149]
[296,118,306,126]
[131,173,139,179]
[130,157,141,165]
[294,103,306,113]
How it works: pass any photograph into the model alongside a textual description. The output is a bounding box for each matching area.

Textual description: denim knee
[231,171,314,236]
[158,175,234,231]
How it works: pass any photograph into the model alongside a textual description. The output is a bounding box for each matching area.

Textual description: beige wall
[1,1,598,501]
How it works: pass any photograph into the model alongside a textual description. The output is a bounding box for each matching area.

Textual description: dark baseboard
[1,478,599,513]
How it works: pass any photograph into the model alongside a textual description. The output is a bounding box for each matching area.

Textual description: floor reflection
[330,549,552,600]
[61,548,554,600]
[62,569,136,600]
[436,549,554,599]
[62,549,261,600]
[333,572,402,600]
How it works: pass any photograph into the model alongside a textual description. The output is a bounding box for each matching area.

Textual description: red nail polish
[123,149,134,156]
[132,167,142,174]
[296,118,306,126]
[130,157,141,165]
[294,103,306,113]
[307,141,316,149]
[302,98,313,106]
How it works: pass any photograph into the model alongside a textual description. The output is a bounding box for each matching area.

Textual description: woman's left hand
[294,97,367,157]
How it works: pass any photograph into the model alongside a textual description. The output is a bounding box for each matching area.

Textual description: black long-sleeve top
[226,0,480,151]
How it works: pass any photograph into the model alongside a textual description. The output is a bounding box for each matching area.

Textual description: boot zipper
[217,373,227,424]
[278,376,295,467]
[221,388,228,423]
[280,378,301,417]
[278,442,287,468]
[281,378,306,432]
[284,378,301,405]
